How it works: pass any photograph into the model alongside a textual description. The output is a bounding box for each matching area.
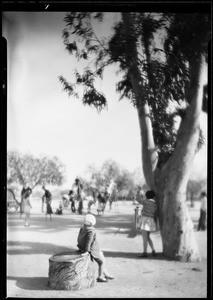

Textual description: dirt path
[6,200,207,298]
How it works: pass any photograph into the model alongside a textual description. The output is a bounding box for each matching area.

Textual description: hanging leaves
[59,12,209,157]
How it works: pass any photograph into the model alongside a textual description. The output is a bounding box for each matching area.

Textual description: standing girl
[23,188,32,227]
[139,190,157,257]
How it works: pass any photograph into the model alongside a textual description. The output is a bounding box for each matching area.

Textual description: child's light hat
[84,214,96,226]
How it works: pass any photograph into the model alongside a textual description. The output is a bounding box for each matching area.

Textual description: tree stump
[48,251,96,290]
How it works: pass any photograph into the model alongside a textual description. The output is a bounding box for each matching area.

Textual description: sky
[3,11,208,187]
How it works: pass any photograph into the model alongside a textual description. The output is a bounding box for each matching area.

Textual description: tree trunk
[122,12,158,189]
[155,53,206,262]
[156,174,200,262]
[48,251,96,290]
[137,104,159,189]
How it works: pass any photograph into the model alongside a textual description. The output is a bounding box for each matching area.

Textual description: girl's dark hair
[24,188,32,198]
[68,190,73,195]
[201,191,206,197]
[145,190,156,199]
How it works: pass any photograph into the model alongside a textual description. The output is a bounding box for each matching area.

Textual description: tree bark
[48,251,96,290]
[156,53,206,261]
[156,173,201,261]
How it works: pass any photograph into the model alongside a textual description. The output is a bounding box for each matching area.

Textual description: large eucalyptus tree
[59,12,210,261]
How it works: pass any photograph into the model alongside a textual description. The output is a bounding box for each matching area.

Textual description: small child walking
[77,214,114,282]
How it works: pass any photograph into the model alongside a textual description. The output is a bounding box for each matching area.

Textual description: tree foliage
[82,159,139,196]
[59,12,209,165]
[7,151,66,190]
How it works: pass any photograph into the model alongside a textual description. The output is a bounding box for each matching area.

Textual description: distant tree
[116,169,135,197]
[60,11,210,261]
[85,159,120,192]
[7,151,66,203]
[132,167,146,187]
[84,159,135,197]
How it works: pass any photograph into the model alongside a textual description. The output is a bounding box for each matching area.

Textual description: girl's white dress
[140,215,157,232]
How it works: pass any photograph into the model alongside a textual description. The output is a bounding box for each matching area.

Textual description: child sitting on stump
[77,214,114,282]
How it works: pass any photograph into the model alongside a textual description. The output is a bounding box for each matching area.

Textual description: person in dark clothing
[72,178,84,214]
[42,185,53,220]
[77,214,114,282]
[68,190,76,213]
[198,191,207,231]
[97,193,107,216]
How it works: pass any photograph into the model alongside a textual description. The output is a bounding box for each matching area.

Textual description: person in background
[138,190,157,258]
[68,190,76,213]
[108,194,113,210]
[72,178,84,214]
[23,187,32,227]
[87,195,95,213]
[42,185,53,220]
[197,191,207,231]
[20,185,28,217]
[41,194,45,213]
[77,214,114,282]
[97,192,107,216]
[55,201,63,215]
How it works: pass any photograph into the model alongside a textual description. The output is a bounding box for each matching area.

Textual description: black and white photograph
[2,1,210,298]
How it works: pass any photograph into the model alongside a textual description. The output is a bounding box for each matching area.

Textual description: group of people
[64,178,115,216]
[20,184,53,227]
[66,178,84,214]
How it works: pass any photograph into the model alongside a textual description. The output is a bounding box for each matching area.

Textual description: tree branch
[7,188,21,205]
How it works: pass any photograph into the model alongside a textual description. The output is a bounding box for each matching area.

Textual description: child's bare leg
[25,214,27,226]
[98,262,104,278]
[25,213,30,226]
[99,251,113,278]
[142,230,148,253]
[147,232,155,251]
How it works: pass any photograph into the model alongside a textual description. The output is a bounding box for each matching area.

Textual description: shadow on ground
[7,212,138,237]
[7,276,50,291]
[7,239,170,261]
[7,240,72,256]
[103,250,169,260]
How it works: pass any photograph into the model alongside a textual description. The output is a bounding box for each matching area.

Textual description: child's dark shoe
[97,277,108,282]
[139,252,148,258]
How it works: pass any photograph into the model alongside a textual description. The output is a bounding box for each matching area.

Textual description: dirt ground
[6,199,208,298]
